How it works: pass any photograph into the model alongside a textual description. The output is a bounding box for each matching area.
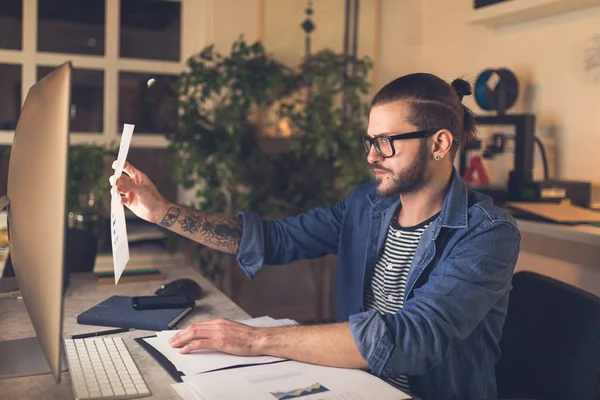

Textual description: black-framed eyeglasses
[362,129,438,158]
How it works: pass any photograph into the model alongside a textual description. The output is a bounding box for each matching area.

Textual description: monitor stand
[0,277,68,380]
[0,197,68,380]
[0,337,67,380]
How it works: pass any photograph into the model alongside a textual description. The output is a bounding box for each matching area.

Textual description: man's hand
[169,318,369,370]
[110,161,169,224]
[169,318,263,356]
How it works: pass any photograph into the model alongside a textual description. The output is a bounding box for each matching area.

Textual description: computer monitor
[0,62,72,382]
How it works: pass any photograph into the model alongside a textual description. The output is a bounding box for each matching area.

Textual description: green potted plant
[170,37,372,281]
[275,49,373,212]
[67,144,115,248]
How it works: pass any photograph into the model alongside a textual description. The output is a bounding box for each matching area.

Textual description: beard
[375,139,429,198]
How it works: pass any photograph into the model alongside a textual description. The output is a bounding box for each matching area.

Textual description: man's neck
[397,167,452,227]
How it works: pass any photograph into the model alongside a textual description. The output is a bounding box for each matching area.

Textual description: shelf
[464,0,600,27]
[516,218,600,247]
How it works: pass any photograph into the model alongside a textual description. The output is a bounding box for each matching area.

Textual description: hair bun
[451,78,472,101]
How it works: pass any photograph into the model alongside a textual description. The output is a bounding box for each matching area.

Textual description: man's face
[366,101,430,198]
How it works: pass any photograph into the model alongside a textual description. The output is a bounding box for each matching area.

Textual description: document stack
[143,316,410,400]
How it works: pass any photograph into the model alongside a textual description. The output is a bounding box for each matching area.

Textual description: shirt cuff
[235,210,265,279]
[349,310,394,376]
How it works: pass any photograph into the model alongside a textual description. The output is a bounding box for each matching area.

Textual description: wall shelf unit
[464,0,600,27]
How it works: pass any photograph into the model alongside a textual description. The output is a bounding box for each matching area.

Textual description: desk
[0,265,250,399]
[516,218,600,247]
[514,219,600,296]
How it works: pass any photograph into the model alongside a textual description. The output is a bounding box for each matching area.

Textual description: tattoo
[178,214,202,234]
[160,207,180,227]
[213,222,243,238]
[195,214,243,247]
[161,206,243,252]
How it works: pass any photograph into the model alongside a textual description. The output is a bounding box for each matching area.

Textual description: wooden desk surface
[0,265,250,399]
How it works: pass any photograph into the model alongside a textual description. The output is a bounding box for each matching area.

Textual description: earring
[434,154,441,161]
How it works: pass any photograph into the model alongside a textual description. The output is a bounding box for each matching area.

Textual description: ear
[431,129,453,159]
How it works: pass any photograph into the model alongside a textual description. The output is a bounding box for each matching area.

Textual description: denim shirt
[237,170,521,400]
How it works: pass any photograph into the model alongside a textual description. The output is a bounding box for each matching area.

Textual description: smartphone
[132,295,195,310]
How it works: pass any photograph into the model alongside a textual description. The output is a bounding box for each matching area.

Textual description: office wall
[377,0,600,184]
[211,0,261,53]
[262,0,378,78]
[376,0,423,89]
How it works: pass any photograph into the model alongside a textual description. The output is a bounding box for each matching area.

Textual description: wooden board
[507,201,600,224]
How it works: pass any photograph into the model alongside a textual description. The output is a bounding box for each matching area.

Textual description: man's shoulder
[466,189,518,230]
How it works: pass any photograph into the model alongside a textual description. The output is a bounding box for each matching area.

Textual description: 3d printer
[458,68,591,208]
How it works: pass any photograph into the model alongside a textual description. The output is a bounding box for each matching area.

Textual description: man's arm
[112,161,243,255]
[168,318,369,370]
[260,323,368,368]
[113,160,355,262]
[157,203,243,254]
[350,220,521,377]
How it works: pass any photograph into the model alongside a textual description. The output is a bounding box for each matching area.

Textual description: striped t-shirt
[364,211,439,394]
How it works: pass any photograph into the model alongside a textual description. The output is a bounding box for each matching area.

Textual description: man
[112,73,521,400]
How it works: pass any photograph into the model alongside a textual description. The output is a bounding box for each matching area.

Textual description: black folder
[134,335,290,384]
[135,336,185,382]
[77,295,193,331]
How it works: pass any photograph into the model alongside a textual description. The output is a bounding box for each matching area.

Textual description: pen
[0,290,21,298]
[70,328,130,339]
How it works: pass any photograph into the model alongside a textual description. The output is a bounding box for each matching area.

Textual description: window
[37,0,105,56]
[0,0,22,50]
[0,64,21,130]
[120,0,181,61]
[118,71,178,134]
[38,66,104,133]
[0,0,194,148]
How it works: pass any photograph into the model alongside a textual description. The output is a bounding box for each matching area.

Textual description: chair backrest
[496,271,600,400]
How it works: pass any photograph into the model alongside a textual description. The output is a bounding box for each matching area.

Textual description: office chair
[496,271,600,400]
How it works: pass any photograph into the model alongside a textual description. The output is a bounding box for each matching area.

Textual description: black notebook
[77,295,193,331]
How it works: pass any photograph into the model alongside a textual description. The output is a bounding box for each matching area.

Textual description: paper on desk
[156,316,297,341]
[110,124,135,284]
[144,316,296,376]
[171,382,204,400]
[181,360,410,400]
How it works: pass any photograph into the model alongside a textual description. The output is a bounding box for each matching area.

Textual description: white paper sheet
[110,187,129,284]
[171,383,204,400]
[110,123,135,284]
[114,123,135,180]
[181,360,410,400]
[144,317,296,376]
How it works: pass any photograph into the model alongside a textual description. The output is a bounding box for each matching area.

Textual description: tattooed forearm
[157,205,243,254]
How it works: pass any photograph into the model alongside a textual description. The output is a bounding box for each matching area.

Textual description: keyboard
[63,337,151,400]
